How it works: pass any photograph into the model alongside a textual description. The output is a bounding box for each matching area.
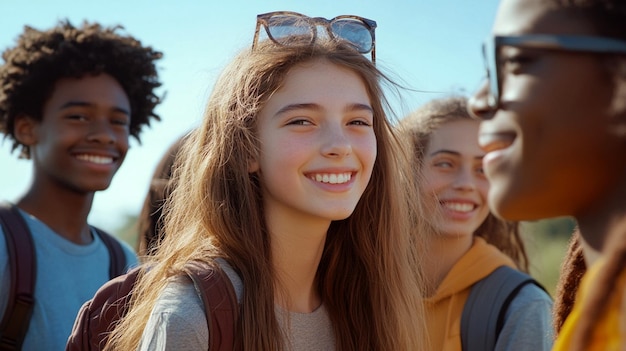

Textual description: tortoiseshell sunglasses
[252,11,377,61]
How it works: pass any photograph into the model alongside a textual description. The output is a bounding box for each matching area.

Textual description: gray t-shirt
[138,259,336,350]
[494,283,554,350]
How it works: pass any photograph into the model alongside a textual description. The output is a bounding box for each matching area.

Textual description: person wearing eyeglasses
[468,0,626,350]
[398,96,553,351]
[105,11,429,351]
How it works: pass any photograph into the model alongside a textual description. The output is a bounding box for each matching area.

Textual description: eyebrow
[429,149,484,160]
[58,101,130,115]
[274,103,373,116]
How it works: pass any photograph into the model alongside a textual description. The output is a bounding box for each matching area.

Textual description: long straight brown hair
[106,38,430,350]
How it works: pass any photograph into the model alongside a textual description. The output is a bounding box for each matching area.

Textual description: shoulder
[215,258,243,302]
[503,275,553,322]
[92,227,139,270]
[503,281,553,332]
[471,267,553,327]
[497,283,554,349]
[156,276,206,320]
[510,282,553,309]
[141,261,241,348]
[140,276,209,349]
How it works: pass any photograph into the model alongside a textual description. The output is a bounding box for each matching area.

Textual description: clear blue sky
[0,0,500,233]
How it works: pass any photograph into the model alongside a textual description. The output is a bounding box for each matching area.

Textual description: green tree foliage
[522,217,576,296]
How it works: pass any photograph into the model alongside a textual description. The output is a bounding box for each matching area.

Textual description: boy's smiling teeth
[311,172,352,184]
[443,202,474,212]
[76,154,114,164]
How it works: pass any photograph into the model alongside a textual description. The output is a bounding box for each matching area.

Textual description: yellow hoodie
[424,237,516,351]
[553,257,626,351]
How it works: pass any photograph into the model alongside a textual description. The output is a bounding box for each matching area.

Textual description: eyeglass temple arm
[252,21,263,50]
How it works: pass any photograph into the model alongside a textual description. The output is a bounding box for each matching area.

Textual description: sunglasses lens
[331,19,373,53]
[267,15,314,45]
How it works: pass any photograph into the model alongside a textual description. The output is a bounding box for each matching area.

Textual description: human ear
[14,114,38,145]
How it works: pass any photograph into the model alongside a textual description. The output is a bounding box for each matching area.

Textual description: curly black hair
[0,19,163,158]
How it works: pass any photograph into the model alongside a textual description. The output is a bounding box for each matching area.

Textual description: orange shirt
[424,237,516,350]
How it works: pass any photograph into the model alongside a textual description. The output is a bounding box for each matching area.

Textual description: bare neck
[269,217,329,313]
[576,172,626,256]
[18,179,95,245]
[422,233,473,297]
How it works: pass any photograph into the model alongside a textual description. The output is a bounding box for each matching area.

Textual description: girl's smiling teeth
[310,172,352,184]
[76,154,114,164]
[442,201,475,213]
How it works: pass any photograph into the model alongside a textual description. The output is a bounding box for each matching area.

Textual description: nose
[468,79,495,120]
[321,124,352,158]
[86,119,116,144]
[453,166,477,191]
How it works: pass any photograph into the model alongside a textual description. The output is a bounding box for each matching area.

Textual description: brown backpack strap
[66,266,144,351]
[0,203,36,351]
[184,261,238,351]
[92,226,127,279]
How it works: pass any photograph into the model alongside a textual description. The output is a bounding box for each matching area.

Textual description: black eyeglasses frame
[483,34,626,108]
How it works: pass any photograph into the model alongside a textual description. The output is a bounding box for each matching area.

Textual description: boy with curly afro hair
[0,19,162,350]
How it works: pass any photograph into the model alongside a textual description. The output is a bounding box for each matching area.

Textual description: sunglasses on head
[252,11,377,62]
[482,34,626,109]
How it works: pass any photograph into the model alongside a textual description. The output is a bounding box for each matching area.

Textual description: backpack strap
[184,261,238,351]
[66,262,238,351]
[460,265,545,351]
[66,266,144,351]
[92,226,127,279]
[0,203,36,351]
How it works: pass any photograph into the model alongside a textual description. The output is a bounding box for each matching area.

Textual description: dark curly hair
[0,19,163,158]
[552,229,586,337]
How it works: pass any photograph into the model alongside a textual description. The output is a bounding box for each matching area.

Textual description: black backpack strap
[92,226,127,279]
[0,203,36,351]
[460,265,544,351]
[184,261,238,351]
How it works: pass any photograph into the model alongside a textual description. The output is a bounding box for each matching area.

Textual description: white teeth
[444,202,474,212]
[76,154,113,164]
[312,173,352,184]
